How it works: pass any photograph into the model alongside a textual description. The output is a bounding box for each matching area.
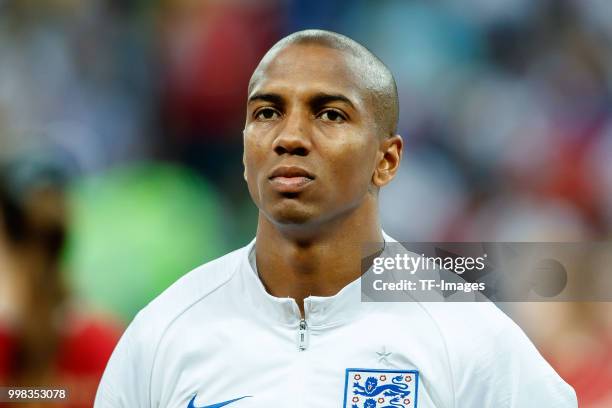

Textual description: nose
[272,110,311,156]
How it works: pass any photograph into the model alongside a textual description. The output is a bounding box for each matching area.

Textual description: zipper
[297,318,309,351]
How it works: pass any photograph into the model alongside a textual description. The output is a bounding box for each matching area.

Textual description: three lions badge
[343,369,419,408]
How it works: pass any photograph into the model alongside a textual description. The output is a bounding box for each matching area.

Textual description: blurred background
[0,0,610,406]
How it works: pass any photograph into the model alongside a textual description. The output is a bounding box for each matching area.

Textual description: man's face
[243,44,381,227]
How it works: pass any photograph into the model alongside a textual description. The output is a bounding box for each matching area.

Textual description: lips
[268,166,315,193]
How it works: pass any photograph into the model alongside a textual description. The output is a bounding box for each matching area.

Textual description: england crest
[343,368,419,408]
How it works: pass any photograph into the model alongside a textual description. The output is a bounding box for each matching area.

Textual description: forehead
[249,44,368,103]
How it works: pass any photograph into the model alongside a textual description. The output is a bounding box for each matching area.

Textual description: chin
[266,200,318,226]
[270,209,314,226]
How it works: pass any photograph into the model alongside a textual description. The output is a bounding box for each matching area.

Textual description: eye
[319,109,346,123]
[255,107,280,121]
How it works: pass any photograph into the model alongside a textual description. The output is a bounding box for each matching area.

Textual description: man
[95,30,577,407]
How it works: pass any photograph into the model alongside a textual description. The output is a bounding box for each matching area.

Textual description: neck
[254,196,383,314]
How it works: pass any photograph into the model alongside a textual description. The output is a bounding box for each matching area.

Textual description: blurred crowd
[0,0,610,406]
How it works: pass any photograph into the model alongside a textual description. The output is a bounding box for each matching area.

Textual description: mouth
[268,166,315,194]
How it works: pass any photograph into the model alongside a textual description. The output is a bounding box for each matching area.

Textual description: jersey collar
[237,231,396,327]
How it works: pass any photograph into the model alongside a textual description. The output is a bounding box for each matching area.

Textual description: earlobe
[372,135,403,187]
[243,157,248,182]
[242,150,248,182]
[242,129,248,182]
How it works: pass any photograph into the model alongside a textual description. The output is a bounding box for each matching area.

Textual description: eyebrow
[309,92,356,110]
[248,92,284,106]
[248,92,356,110]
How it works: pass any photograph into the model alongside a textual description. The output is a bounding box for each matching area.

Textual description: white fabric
[95,235,577,408]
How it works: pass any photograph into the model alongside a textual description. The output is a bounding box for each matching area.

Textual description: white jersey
[95,236,577,408]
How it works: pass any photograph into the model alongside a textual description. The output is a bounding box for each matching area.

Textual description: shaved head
[248,29,399,137]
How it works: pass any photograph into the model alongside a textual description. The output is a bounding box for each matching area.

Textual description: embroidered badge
[343,369,419,408]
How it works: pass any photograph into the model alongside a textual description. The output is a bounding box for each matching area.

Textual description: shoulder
[419,301,577,407]
[419,300,513,341]
[117,242,251,364]
[415,301,528,375]
[411,301,517,375]
[417,300,548,371]
[130,243,249,340]
[94,244,252,407]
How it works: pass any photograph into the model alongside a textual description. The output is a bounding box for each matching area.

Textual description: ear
[372,134,403,187]
[242,129,248,182]
[243,154,248,182]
